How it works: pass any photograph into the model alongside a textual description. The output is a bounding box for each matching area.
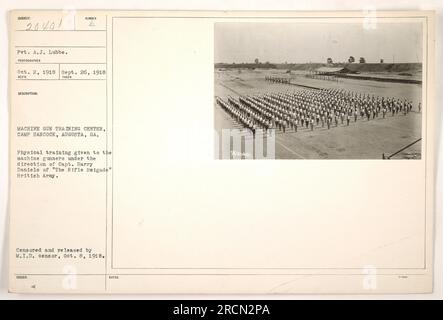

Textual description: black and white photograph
[214,22,423,159]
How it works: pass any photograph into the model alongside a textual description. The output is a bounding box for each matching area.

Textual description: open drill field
[214,69,422,159]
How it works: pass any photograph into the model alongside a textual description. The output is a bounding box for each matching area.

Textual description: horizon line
[214,61,423,65]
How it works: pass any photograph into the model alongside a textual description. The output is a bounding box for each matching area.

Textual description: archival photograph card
[8,10,435,294]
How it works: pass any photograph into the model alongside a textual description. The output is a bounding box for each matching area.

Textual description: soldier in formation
[216,87,417,135]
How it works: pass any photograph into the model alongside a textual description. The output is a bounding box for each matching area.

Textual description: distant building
[315,66,349,75]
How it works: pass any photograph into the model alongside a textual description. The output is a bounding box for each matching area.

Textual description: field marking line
[274,138,305,159]
[218,82,242,96]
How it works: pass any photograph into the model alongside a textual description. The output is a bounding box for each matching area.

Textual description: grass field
[214,69,422,159]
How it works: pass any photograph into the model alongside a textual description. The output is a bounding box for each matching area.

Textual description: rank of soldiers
[216,88,417,135]
[265,76,291,84]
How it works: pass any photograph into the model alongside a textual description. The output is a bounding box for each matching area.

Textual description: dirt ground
[214,69,422,159]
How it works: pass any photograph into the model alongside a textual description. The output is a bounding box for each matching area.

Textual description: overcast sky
[215,22,423,64]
